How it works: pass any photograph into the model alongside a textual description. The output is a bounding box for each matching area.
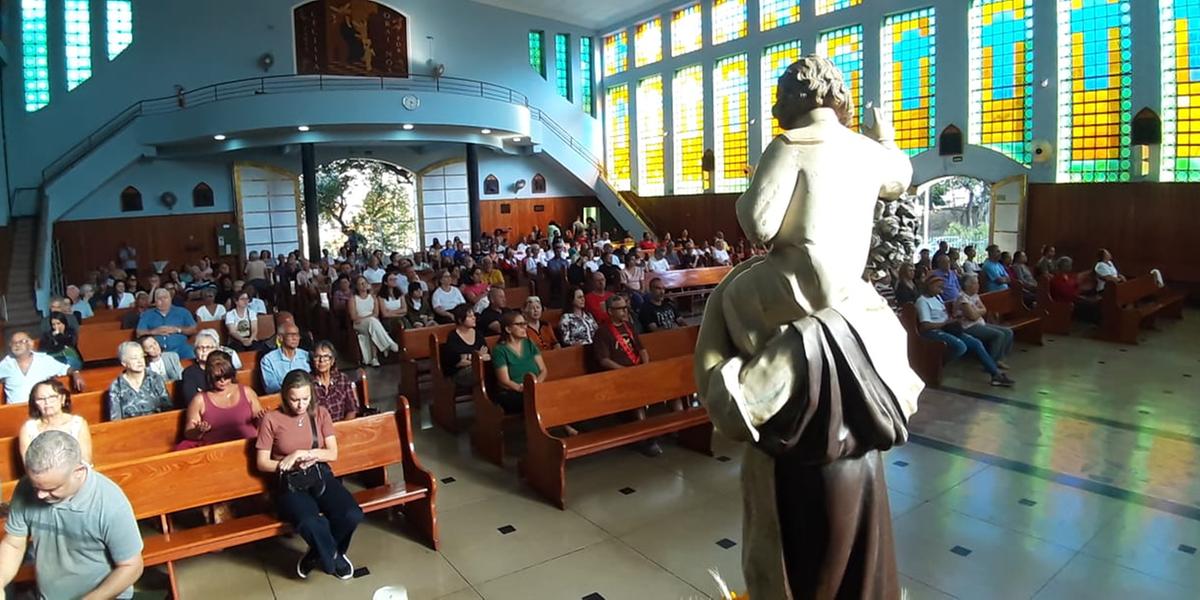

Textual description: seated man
[0,330,86,404]
[584,271,613,324]
[931,254,961,303]
[476,287,508,336]
[260,323,311,394]
[916,277,1014,387]
[137,288,199,360]
[639,277,687,332]
[980,244,1010,293]
[0,431,144,600]
[646,247,671,273]
[120,291,153,331]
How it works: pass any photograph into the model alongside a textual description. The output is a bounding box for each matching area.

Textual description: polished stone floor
[153,309,1199,599]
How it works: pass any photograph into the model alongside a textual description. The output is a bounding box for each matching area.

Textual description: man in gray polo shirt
[0,431,143,599]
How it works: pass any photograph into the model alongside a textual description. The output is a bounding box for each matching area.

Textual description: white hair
[117,341,143,363]
[25,430,82,475]
[193,328,221,347]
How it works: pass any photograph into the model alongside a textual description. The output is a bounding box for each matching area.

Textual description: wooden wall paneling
[1025,183,1200,286]
[56,212,235,284]
[479,197,597,239]
[633,193,746,244]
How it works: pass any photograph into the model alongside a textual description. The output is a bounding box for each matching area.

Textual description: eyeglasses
[195,345,218,351]
[33,395,60,403]
[610,305,629,312]
[314,355,334,361]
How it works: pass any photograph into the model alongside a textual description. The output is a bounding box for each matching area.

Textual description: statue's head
[771,55,850,128]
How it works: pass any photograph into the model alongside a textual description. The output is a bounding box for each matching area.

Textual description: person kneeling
[256,370,363,581]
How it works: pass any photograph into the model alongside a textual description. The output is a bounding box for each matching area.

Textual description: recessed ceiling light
[213,134,227,141]
[481,128,492,134]
[511,137,523,142]
[402,123,415,130]
[297,125,310,132]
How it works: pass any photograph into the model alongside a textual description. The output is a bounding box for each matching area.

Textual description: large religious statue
[694,55,924,599]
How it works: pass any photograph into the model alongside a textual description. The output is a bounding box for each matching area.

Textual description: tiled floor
[153,309,1199,599]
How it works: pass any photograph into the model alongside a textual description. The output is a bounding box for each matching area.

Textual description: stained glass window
[1056,0,1131,182]
[605,85,633,191]
[22,0,50,112]
[969,1,1034,165]
[761,40,803,150]
[635,18,662,67]
[555,34,571,100]
[815,0,862,16]
[760,0,801,32]
[65,0,92,91]
[673,65,705,194]
[581,37,595,115]
[1160,0,1200,181]
[672,4,703,57]
[817,25,864,130]
[714,55,750,193]
[881,8,937,156]
[713,0,748,45]
[529,31,546,78]
[604,31,628,77]
[637,76,666,196]
[107,0,133,60]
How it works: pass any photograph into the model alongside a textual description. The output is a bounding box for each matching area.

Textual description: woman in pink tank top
[177,351,265,450]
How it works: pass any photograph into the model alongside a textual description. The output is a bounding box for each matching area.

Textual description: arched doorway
[306,158,419,255]
[913,176,992,253]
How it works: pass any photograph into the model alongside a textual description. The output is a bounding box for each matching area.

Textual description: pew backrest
[529,354,696,429]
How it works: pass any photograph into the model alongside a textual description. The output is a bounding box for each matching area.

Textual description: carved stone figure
[694,55,924,599]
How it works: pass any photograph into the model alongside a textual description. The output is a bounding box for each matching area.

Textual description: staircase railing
[39,73,656,234]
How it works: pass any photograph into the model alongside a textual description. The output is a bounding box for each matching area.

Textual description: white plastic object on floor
[372,586,409,600]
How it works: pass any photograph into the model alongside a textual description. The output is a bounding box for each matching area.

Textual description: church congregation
[0,0,1196,598]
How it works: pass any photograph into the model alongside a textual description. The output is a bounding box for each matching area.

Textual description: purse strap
[308,414,319,450]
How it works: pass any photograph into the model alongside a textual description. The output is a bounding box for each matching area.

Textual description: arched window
[531,173,547,194]
[192,182,214,207]
[120,186,142,212]
[483,174,500,195]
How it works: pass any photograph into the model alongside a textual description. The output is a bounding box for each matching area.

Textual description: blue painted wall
[2,0,605,216]
[477,149,595,199]
[61,159,234,221]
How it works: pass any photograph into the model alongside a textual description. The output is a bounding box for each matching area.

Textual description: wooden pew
[898,303,945,387]
[4,400,437,598]
[522,354,712,508]
[76,315,271,365]
[640,266,729,296]
[469,325,700,466]
[1036,273,1074,335]
[979,288,1044,345]
[1099,274,1186,345]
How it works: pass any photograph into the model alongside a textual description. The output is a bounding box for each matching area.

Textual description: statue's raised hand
[864,106,896,144]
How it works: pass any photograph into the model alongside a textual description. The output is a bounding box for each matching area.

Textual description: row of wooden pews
[76,311,275,365]
[0,373,439,598]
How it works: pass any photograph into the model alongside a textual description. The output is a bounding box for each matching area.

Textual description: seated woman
[108,341,172,420]
[39,312,82,370]
[439,305,490,388]
[311,341,359,422]
[20,378,93,464]
[490,311,549,416]
[431,270,467,324]
[557,286,599,347]
[177,350,263,450]
[178,329,242,408]
[350,275,400,367]
[140,335,183,381]
[107,279,135,309]
[330,276,354,313]
[523,296,559,350]
[225,291,263,352]
[195,288,227,322]
[893,263,920,305]
[916,277,1015,388]
[1093,248,1127,294]
[256,370,363,581]
[1048,256,1100,322]
[405,282,436,328]
[377,273,409,335]
[953,274,1015,370]
[461,267,491,309]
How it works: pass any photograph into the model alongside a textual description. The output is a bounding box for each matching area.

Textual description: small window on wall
[532,174,547,194]
[529,30,546,78]
[192,182,215,207]
[484,174,500,195]
[120,186,143,212]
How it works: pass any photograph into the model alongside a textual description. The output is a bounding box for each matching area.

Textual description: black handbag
[280,414,327,496]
